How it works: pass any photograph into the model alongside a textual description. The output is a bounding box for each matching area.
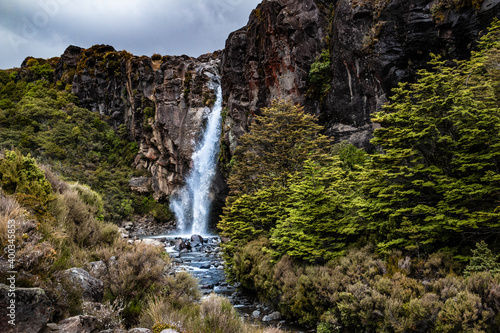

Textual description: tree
[464,241,500,277]
[227,100,331,195]
[270,159,362,263]
[220,100,333,270]
[363,19,500,254]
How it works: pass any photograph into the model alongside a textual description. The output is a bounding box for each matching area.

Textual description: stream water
[146,234,309,332]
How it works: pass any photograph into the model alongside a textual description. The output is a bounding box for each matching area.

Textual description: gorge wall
[221,0,500,151]
[54,45,226,202]
[50,0,500,203]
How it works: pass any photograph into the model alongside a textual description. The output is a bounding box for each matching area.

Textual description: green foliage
[0,150,53,204]
[270,159,361,263]
[220,100,338,274]
[227,99,331,194]
[0,80,142,221]
[464,241,500,277]
[219,20,500,330]
[308,49,332,100]
[364,19,500,254]
[231,238,278,299]
[0,152,170,326]
[220,186,286,269]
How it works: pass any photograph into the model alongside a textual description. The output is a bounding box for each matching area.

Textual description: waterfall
[170,83,223,236]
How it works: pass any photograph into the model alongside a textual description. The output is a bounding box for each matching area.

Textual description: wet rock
[262,315,272,322]
[201,284,214,289]
[220,236,230,243]
[174,239,187,251]
[123,222,134,231]
[62,268,104,302]
[0,284,53,333]
[191,234,204,244]
[57,315,99,333]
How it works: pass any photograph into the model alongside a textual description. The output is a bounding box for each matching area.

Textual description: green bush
[0,150,53,204]
[464,241,500,277]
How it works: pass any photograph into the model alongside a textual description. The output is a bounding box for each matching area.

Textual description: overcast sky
[0,0,262,69]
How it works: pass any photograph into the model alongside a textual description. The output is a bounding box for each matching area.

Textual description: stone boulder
[57,315,99,333]
[87,260,108,280]
[63,268,104,302]
[0,284,53,333]
[173,239,187,251]
[190,234,204,244]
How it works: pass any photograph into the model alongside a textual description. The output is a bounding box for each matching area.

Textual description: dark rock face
[221,0,500,150]
[56,46,225,201]
[0,284,53,333]
[221,0,329,153]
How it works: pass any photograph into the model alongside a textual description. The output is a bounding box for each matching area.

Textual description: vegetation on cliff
[220,19,500,331]
[0,65,171,222]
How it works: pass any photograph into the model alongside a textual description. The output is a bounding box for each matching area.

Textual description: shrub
[231,237,278,299]
[435,291,491,332]
[0,150,53,204]
[70,182,104,216]
[151,53,162,61]
[102,241,168,324]
[82,300,125,330]
[195,294,246,333]
[0,190,26,246]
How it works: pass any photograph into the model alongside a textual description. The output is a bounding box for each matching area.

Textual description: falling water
[170,83,223,236]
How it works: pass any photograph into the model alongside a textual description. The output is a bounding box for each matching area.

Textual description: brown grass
[0,191,26,246]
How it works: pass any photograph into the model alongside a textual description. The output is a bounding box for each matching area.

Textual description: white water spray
[170,83,223,236]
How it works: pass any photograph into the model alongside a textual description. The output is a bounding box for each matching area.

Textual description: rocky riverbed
[144,234,310,332]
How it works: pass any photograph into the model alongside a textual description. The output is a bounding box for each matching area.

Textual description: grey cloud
[0,0,261,69]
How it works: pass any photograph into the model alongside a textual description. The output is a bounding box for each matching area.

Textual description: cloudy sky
[0,0,262,69]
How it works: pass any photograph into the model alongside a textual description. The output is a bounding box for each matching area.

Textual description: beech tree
[226,100,331,195]
[220,100,332,269]
[270,159,362,263]
[364,19,500,254]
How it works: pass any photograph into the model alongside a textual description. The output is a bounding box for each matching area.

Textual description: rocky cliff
[55,45,224,201]
[221,0,500,151]
[50,0,500,202]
